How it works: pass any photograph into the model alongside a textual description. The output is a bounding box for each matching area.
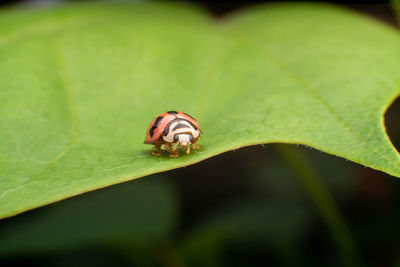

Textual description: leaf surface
[1,3,400,218]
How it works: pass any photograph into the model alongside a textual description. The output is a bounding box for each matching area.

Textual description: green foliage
[1,2,400,218]
[0,177,177,259]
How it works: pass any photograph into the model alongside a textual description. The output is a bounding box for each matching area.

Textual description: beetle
[144,111,201,157]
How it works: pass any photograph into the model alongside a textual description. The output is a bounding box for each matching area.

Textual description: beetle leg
[169,152,178,158]
[191,143,200,150]
[164,143,173,151]
[165,143,178,158]
[186,146,191,154]
[151,144,162,156]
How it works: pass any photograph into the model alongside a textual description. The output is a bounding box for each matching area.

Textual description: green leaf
[1,2,399,218]
[0,176,177,255]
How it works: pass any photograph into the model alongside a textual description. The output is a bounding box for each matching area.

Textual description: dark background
[1,1,400,266]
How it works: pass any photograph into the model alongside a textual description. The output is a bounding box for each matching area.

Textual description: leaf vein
[240,37,400,170]
[0,36,80,198]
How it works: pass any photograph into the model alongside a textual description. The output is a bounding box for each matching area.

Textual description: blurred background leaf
[0,176,177,266]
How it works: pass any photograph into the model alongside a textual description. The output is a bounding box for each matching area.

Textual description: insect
[144,111,202,157]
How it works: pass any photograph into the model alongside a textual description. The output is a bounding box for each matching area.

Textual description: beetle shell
[162,119,200,143]
[144,111,200,144]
